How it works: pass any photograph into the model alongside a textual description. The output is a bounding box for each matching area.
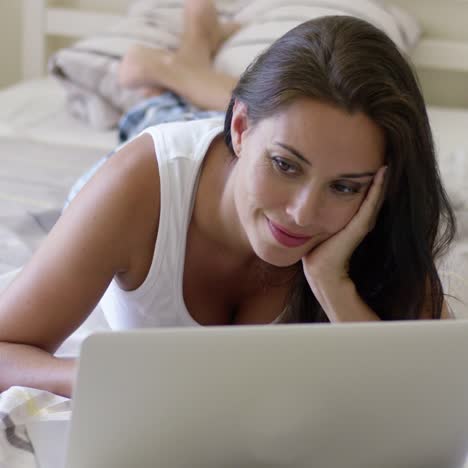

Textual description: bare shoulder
[58,132,161,280]
[0,133,160,353]
[97,134,162,289]
[415,273,456,320]
[81,133,161,254]
[440,300,455,319]
[418,294,455,320]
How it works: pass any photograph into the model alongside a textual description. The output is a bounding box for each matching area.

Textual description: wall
[0,0,130,89]
[392,0,468,107]
[0,1,22,89]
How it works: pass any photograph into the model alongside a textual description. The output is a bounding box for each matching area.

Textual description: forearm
[0,343,77,397]
[172,66,237,111]
[312,279,380,323]
[145,54,237,111]
[119,45,238,111]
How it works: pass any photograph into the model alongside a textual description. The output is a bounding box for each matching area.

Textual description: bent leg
[118,0,239,110]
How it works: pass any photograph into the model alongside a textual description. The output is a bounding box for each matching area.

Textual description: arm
[167,64,237,111]
[169,68,238,112]
[118,45,237,111]
[309,279,379,323]
[439,301,454,319]
[0,134,160,397]
[308,278,453,322]
[301,167,387,322]
[302,165,452,322]
[417,279,455,320]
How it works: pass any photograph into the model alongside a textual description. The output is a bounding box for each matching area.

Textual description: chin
[253,243,304,268]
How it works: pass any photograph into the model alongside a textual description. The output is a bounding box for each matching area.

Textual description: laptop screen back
[65,321,468,468]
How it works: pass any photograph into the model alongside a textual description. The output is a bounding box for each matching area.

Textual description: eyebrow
[274,142,311,165]
[273,141,377,179]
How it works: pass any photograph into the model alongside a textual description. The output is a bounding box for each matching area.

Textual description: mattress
[0,77,119,151]
[0,138,105,274]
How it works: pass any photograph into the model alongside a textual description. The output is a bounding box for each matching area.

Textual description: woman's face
[230,97,386,267]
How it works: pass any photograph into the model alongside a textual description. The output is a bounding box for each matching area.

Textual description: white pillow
[213,0,421,78]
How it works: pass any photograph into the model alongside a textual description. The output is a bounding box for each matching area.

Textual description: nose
[285,185,323,227]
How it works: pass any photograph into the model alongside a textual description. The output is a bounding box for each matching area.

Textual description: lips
[267,218,312,248]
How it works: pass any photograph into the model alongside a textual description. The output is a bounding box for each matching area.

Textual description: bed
[3,0,468,307]
[0,0,468,463]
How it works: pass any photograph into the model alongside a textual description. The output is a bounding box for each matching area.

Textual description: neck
[192,138,262,270]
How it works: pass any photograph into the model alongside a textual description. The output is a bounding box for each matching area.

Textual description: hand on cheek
[302,166,388,289]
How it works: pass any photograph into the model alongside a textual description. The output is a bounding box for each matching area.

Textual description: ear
[230,99,249,157]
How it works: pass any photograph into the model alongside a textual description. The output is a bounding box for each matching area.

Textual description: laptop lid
[66,320,468,468]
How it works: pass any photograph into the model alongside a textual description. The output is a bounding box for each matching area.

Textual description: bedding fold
[0,386,71,468]
[49,56,134,130]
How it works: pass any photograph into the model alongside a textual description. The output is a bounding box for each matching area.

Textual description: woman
[0,14,455,398]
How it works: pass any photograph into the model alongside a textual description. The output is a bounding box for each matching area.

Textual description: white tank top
[99,118,225,329]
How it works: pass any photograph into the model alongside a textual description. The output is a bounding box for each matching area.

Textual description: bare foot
[219,20,241,45]
[140,86,166,98]
[118,43,192,94]
[118,44,171,91]
[178,0,240,66]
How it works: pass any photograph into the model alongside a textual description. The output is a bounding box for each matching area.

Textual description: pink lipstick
[267,219,311,248]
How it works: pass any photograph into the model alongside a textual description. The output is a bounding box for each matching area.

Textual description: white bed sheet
[0,138,105,273]
[0,77,119,152]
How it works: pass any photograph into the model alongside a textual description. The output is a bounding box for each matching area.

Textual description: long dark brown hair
[224,16,456,321]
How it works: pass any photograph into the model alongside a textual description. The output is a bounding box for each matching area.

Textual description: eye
[271,156,299,175]
[331,182,361,195]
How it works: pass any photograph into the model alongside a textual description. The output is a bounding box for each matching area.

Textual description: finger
[348,165,388,235]
[320,166,387,260]
[367,165,388,229]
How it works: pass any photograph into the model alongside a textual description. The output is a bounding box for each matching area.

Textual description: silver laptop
[28,320,468,468]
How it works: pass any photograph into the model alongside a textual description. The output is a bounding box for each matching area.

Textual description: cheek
[242,161,284,209]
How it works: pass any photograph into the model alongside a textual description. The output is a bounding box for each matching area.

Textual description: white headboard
[22,0,130,79]
[22,0,468,105]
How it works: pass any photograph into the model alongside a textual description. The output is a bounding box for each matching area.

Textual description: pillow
[213,0,421,77]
